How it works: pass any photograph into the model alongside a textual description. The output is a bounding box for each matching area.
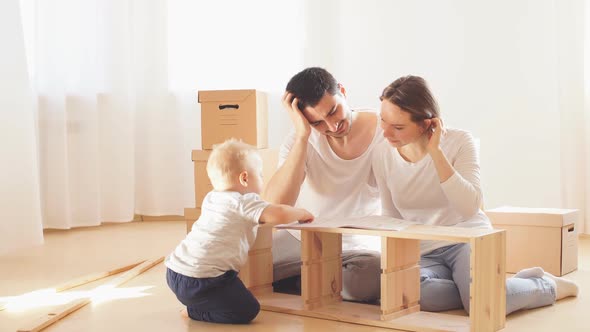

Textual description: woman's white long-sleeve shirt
[372,128,491,255]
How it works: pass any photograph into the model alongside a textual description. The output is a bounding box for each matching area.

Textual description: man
[263,67,385,301]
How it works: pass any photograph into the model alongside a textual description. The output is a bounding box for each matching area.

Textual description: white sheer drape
[12,0,304,233]
[0,0,43,254]
[26,0,186,228]
[12,0,587,252]
[584,0,590,234]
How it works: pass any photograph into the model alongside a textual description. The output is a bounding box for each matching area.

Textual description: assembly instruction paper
[276,215,419,231]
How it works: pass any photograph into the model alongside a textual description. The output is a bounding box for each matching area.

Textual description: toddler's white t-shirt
[165,191,269,278]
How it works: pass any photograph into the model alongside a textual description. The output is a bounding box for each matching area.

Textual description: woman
[372,75,578,314]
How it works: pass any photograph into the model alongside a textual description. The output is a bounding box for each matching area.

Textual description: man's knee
[342,251,381,302]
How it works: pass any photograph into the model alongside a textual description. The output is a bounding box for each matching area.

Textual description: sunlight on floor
[0,285,155,312]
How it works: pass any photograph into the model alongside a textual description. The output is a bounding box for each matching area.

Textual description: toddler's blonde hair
[206,138,262,191]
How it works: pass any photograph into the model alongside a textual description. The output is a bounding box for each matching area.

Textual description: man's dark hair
[286,67,339,110]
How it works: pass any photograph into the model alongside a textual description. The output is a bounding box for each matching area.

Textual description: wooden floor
[0,221,588,332]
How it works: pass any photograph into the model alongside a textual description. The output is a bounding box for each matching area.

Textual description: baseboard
[139,215,183,222]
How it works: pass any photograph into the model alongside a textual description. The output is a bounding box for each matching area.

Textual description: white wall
[167,0,307,208]
[158,0,587,227]
[557,0,586,231]
[9,0,587,236]
[168,0,307,151]
[305,0,585,216]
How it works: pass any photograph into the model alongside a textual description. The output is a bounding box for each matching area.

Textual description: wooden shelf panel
[259,292,470,332]
[280,224,503,243]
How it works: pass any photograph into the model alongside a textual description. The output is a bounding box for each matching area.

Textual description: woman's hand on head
[425,117,444,154]
[282,91,311,140]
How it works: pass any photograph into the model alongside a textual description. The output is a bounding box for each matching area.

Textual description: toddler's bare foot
[180,307,189,318]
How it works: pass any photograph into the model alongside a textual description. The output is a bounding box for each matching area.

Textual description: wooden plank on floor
[17,257,164,332]
[53,260,145,292]
[0,260,144,312]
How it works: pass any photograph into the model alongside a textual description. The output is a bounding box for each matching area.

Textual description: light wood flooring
[0,221,588,331]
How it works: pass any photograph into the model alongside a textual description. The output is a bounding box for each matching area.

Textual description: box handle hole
[568,225,575,232]
[219,104,239,110]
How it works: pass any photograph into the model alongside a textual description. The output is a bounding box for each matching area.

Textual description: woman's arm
[428,124,482,218]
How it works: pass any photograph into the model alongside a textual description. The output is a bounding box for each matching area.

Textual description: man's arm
[262,136,307,205]
[262,92,310,205]
[259,204,314,225]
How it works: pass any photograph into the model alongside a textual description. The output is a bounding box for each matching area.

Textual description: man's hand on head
[282,91,311,140]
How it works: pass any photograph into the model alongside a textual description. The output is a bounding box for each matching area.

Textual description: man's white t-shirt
[372,128,492,255]
[279,111,385,251]
[165,191,269,278]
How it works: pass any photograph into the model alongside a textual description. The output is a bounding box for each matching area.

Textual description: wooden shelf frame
[241,224,506,332]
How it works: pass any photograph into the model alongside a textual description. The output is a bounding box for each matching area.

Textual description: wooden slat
[301,230,342,310]
[239,249,273,291]
[53,261,145,292]
[251,224,273,250]
[239,225,274,293]
[381,237,420,271]
[17,298,91,332]
[380,267,421,318]
[0,261,144,312]
[380,238,420,320]
[469,232,506,332]
[104,257,164,287]
[17,257,164,332]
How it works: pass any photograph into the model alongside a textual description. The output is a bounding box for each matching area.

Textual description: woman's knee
[420,277,463,312]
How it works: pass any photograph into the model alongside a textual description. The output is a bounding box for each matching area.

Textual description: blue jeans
[166,268,260,324]
[420,243,556,314]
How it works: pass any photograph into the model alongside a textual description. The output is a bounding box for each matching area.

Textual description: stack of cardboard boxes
[486,207,578,276]
[184,89,278,293]
[184,89,278,232]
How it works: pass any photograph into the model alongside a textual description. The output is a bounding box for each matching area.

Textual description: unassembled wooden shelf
[240,224,506,332]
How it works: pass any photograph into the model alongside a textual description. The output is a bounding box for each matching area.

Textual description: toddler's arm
[259,204,314,225]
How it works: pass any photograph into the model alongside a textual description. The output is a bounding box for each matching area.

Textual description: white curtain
[7,0,305,237]
[0,0,43,254]
[4,0,589,256]
[585,0,590,234]
[23,0,187,229]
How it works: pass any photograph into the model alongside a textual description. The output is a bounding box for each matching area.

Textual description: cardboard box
[184,207,201,233]
[486,207,578,276]
[198,89,268,149]
[191,149,279,208]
